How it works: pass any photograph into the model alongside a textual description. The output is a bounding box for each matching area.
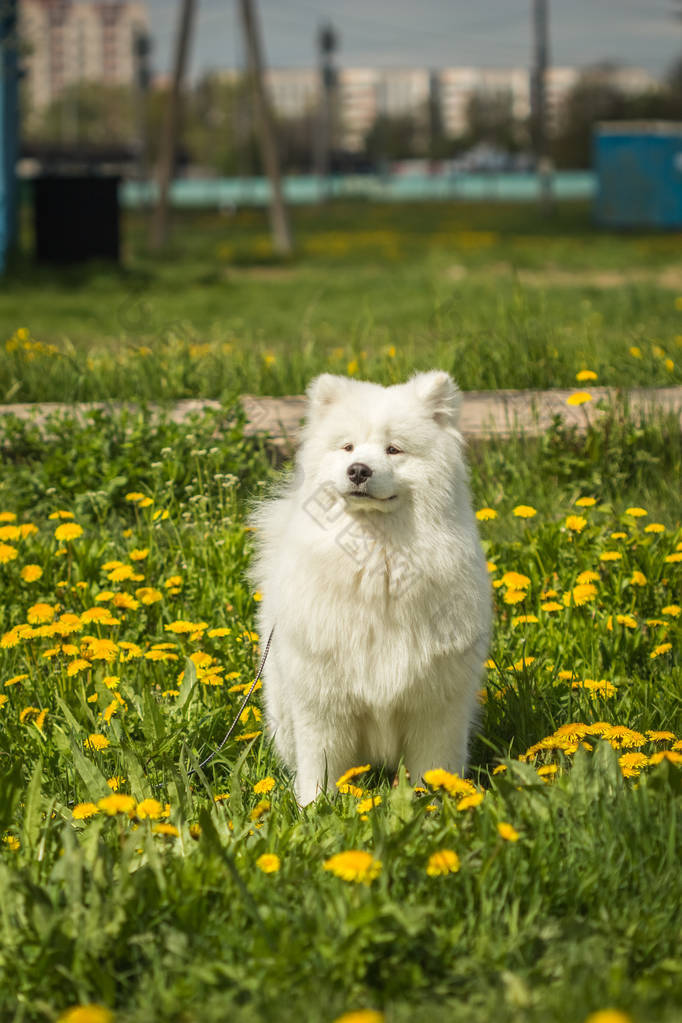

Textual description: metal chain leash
[186,624,274,780]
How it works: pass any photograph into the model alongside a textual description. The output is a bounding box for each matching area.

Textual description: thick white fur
[249,371,492,804]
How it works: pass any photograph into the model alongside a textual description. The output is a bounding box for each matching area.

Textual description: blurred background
[1,0,681,401]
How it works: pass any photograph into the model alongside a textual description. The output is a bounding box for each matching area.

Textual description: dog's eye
[342,443,354,452]
[386,445,403,455]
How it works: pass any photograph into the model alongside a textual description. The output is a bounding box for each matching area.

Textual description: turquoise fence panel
[120,172,595,210]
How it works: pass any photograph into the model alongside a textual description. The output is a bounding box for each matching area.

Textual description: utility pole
[132,26,152,196]
[151,0,196,251]
[314,22,338,197]
[530,0,553,211]
[238,0,293,256]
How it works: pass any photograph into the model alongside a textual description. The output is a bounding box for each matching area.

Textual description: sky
[144,0,682,80]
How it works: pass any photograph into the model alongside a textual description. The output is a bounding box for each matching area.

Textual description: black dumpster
[33,175,120,264]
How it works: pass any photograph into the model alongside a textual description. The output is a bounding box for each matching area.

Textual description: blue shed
[594,122,682,228]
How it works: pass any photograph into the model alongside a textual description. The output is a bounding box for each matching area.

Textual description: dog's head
[298,371,464,515]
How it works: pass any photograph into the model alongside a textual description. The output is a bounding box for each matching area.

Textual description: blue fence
[121,171,595,209]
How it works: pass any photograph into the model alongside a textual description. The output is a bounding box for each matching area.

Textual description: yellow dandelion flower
[426,849,460,876]
[566,391,592,406]
[625,507,647,518]
[476,507,498,521]
[165,619,208,635]
[501,571,531,589]
[106,775,125,790]
[129,548,149,561]
[486,561,497,573]
[54,522,83,542]
[564,583,597,607]
[253,776,276,795]
[575,496,597,507]
[649,750,682,765]
[83,637,118,661]
[4,673,28,688]
[97,793,136,815]
[20,564,43,582]
[152,823,180,837]
[337,783,365,797]
[332,1011,384,1023]
[108,565,135,583]
[664,552,682,563]
[577,570,600,584]
[576,370,598,382]
[423,768,476,797]
[85,733,110,752]
[615,613,637,629]
[67,658,91,677]
[336,764,371,788]
[250,800,271,821]
[503,588,527,606]
[164,575,183,589]
[323,850,382,884]
[57,1005,114,1023]
[0,543,18,563]
[647,730,676,742]
[356,795,382,815]
[27,602,56,624]
[629,571,647,586]
[19,707,40,724]
[601,725,646,749]
[565,515,587,533]
[650,642,672,659]
[599,551,622,562]
[509,656,535,672]
[235,730,262,742]
[512,505,537,518]
[629,346,642,358]
[125,492,146,502]
[347,359,359,376]
[256,853,281,874]
[136,798,164,820]
[662,604,680,617]
[497,822,520,842]
[457,792,484,810]
[541,601,563,612]
[72,802,100,820]
[610,532,627,540]
[512,614,539,626]
[644,523,665,533]
[0,511,16,521]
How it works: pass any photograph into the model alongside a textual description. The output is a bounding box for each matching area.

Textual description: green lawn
[0,401,680,1022]
[2,201,681,402]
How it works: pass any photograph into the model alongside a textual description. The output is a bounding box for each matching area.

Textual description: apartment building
[20,0,149,111]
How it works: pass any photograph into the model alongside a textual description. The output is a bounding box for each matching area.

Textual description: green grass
[1,201,681,402]
[0,402,680,1023]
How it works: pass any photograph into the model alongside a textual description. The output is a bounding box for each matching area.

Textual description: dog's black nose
[347,462,373,486]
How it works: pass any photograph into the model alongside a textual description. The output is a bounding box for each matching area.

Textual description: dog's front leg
[292,707,354,806]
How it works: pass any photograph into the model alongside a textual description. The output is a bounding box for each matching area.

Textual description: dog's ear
[413,371,461,428]
[306,374,350,417]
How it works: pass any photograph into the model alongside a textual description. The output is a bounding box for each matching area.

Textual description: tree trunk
[238,0,293,256]
[150,0,196,250]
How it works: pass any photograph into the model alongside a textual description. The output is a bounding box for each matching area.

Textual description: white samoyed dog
[249,371,492,805]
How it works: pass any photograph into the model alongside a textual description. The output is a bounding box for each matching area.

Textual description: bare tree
[238,0,293,256]
[151,0,197,250]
